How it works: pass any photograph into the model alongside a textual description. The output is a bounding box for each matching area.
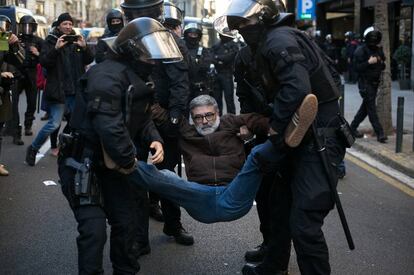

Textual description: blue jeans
[129,141,281,223]
[31,96,75,150]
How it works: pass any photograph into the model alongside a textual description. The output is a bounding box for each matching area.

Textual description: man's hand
[237,125,254,141]
[1,72,14,78]
[30,46,39,56]
[55,35,68,49]
[368,56,378,64]
[150,141,164,164]
[8,34,18,45]
[74,35,87,48]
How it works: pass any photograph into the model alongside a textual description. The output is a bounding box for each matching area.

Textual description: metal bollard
[339,84,345,116]
[395,97,404,153]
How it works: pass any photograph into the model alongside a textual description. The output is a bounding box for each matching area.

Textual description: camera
[63,35,80,43]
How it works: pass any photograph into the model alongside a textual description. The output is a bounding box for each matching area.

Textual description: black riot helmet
[184,23,202,47]
[120,0,164,22]
[163,2,183,27]
[106,17,182,63]
[214,0,285,38]
[106,8,124,34]
[364,26,382,47]
[184,23,202,37]
[19,15,37,35]
[0,15,12,33]
[345,31,354,40]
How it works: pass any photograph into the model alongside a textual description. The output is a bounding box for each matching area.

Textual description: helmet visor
[214,0,262,37]
[20,23,35,35]
[164,4,183,25]
[135,30,183,63]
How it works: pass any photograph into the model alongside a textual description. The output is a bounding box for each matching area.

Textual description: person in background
[25,13,94,166]
[95,8,124,63]
[212,34,239,114]
[0,15,21,175]
[350,27,387,143]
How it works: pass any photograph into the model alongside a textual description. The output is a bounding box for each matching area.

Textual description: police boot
[24,126,33,136]
[245,242,267,262]
[25,145,38,166]
[13,126,24,145]
[149,203,164,222]
[242,263,288,275]
[163,225,194,246]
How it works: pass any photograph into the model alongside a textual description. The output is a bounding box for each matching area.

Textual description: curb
[352,142,414,179]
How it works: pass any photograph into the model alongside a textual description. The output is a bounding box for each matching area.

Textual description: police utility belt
[60,132,103,207]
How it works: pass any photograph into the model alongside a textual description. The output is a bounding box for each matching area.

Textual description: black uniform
[212,37,238,114]
[243,25,345,275]
[235,44,291,271]
[8,35,43,140]
[149,32,191,237]
[350,44,386,138]
[58,58,162,274]
[186,42,215,100]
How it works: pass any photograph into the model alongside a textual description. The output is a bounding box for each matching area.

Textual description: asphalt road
[0,112,413,275]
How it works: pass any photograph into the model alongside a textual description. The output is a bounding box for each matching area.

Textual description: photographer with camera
[25,12,94,166]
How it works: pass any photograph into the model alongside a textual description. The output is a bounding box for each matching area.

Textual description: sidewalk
[344,82,414,181]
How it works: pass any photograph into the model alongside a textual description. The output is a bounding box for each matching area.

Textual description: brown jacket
[179,113,268,186]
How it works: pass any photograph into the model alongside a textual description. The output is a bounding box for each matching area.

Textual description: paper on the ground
[43,180,57,186]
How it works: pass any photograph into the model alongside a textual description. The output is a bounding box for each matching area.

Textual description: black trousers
[213,73,236,114]
[262,136,345,275]
[99,170,144,274]
[254,171,276,245]
[59,164,107,275]
[11,69,37,129]
[155,136,182,232]
[350,80,384,137]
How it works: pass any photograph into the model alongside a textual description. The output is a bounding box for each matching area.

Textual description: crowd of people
[0,0,389,274]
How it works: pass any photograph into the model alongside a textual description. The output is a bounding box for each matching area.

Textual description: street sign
[297,0,316,20]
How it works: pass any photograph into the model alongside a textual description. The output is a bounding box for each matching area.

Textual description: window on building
[36,1,45,15]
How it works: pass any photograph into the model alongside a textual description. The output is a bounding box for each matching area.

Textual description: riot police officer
[234,11,295,273]
[120,0,194,246]
[350,27,387,143]
[10,15,43,142]
[215,0,347,274]
[323,34,339,66]
[212,34,238,114]
[95,8,124,63]
[58,18,182,274]
[184,23,215,100]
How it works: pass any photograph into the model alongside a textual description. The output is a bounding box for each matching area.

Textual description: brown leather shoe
[284,94,318,148]
[0,164,9,176]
